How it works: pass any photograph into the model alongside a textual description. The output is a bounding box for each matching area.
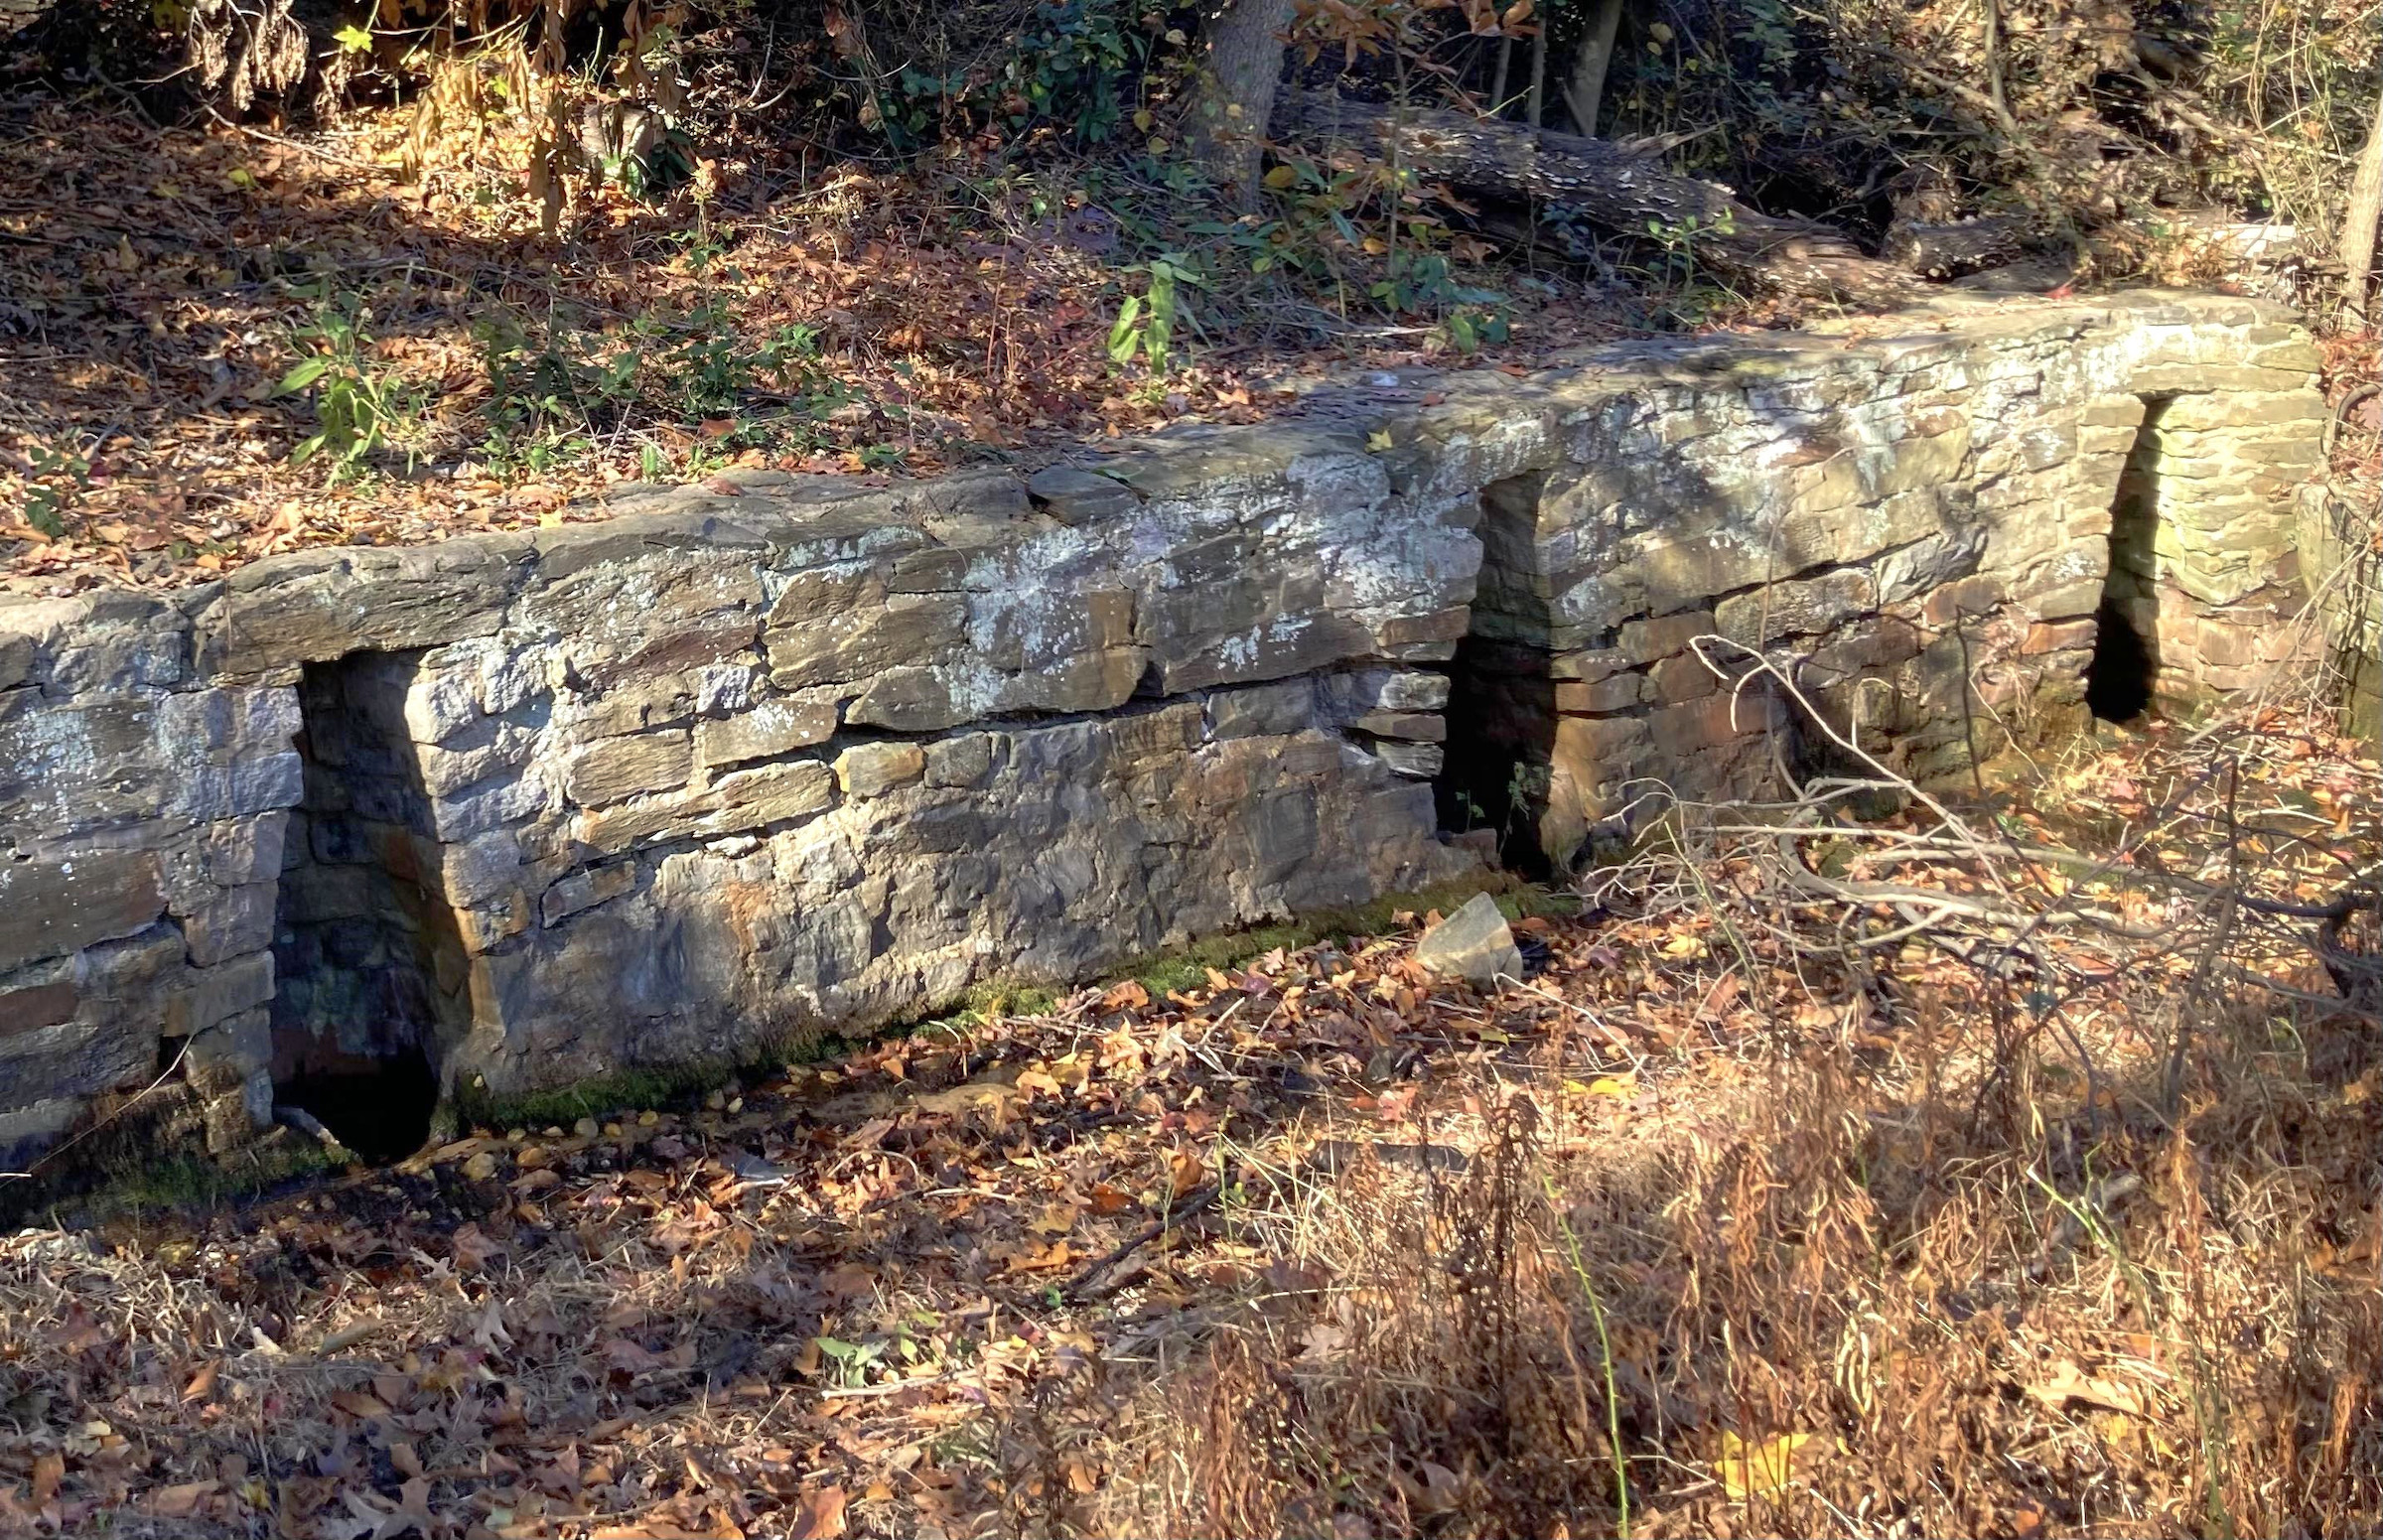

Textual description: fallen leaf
[2027,1358,2149,1416]
[144,1480,215,1518]
[788,1483,848,1540]
[1716,1430,1824,1500]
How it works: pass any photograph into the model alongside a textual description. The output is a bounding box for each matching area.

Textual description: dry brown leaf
[787,1484,848,1540]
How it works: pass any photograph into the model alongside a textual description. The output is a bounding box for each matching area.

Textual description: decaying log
[1884,213,2031,279]
[1269,88,1924,305]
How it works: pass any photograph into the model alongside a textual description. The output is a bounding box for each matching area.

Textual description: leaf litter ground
[0,86,1636,598]
[2,705,2378,1538]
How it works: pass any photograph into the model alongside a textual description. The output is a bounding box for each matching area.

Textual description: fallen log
[1269,88,1923,305]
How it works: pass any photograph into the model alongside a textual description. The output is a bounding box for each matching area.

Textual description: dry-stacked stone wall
[0,290,2325,1172]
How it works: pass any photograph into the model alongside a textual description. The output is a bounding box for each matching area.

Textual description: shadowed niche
[268,651,464,1161]
[2086,398,2169,723]
[1437,473,1560,879]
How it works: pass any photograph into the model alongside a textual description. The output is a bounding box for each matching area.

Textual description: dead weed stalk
[1109,691,2383,1537]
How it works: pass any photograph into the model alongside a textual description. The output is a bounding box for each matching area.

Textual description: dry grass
[1084,702,2383,1539]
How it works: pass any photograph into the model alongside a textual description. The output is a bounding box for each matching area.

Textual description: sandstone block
[1026,465,1138,525]
[0,974,77,1035]
[543,862,638,926]
[1649,694,1755,756]
[713,760,837,826]
[1413,893,1521,986]
[0,850,166,973]
[1714,568,1871,643]
[1208,680,1315,740]
[1351,711,1447,742]
[1618,611,1717,663]
[2030,578,2106,621]
[439,830,524,908]
[767,593,966,690]
[925,734,995,788]
[1646,652,1720,703]
[1374,741,1445,779]
[1555,674,1640,714]
[0,631,30,692]
[571,786,723,856]
[695,697,839,768]
[0,1015,156,1103]
[836,743,926,798]
[168,951,275,1039]
[180,883,277,967]
[566,731,693,806]
[184,1007,270,1096]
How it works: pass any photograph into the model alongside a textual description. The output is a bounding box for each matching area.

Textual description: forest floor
[0,698,2377,1539]
[0,79,1650,599]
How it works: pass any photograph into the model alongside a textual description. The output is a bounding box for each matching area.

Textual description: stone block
[767,593,966,690]
[713,760,836,827]
[167,951,275,1038]
[0,1014,156,1103]
[1550,648,1629,682]
[1008,646,1146,716]
[184,1006,270,1096]
[1026,465,1138,525]
[571,786,724,856]
[199,813,290,888]
[1374,741,1445,779]
[2022,619,2097,654]
[1646,652,1720,703]
[1617,611,1717,663]
[844,666,971,732]
[1351,711,1447,742]
[455,890,534,953]
[439,830,524,908]
[1714,568,1872,643]
[836,743,926,798]
[695,697,839,768]
[0,973,77,1035]
[0,850,166,973]
[925,734,995,788]
[1555,673,1640,714]
[1648,694,1757,756]
[566,731,693,806]
[2030,578,2106,621]
[180,883,277,967]
[0,631,30,692]
[1208,680,1315,740]
[543,862,638,926]
[1413,893,1521,986]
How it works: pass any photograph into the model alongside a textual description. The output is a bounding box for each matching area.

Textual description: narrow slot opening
[1436,473,1560,878]
[2086,397,2168,722]
[268,652,459,1161]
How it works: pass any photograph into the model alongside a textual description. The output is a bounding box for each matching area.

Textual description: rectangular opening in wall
[269,652,453,1160]
[2087,396,2169,723]
[1437,472,1560,878]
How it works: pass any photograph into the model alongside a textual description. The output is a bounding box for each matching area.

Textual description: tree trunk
[1271,87,1922,304]
[1191,0,1298,203]
[2340,86,2383,325]
[1563,0,1625,136]
[1524,18,1547,126]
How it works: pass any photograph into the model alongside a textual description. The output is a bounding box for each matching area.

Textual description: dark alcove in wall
[269,652,460,1162]
[1437,473,1561,878]
[2086,397,2170,722]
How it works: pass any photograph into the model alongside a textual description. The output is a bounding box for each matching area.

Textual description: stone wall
[0,289,2324,1173]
